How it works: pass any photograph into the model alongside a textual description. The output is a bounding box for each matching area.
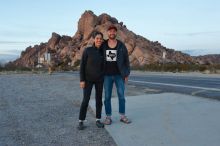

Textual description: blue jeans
[104,75,125,116]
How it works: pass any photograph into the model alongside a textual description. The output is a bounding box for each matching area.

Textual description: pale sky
[0,0,220,61]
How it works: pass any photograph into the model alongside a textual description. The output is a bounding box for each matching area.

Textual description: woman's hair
[92,31,103,39]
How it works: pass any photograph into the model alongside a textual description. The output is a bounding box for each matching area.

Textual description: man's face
[108,29,117,39]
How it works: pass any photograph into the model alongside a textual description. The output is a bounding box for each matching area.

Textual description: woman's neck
[95,45,100,48]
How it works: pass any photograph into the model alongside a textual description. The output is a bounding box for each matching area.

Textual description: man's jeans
[104,75,125,116]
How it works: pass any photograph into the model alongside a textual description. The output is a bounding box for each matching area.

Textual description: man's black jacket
[102,40,130,78]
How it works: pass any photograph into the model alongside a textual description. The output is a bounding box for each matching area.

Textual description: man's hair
[92,31,103,39]
[107,24,117,31]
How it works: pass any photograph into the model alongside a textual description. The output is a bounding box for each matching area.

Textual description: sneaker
[96,120,104,128]
[77,122,85,130]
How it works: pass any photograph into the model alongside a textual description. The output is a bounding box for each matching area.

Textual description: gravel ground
[0,73,121,146]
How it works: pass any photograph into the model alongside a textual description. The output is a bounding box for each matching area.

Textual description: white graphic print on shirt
[106,50,117,61]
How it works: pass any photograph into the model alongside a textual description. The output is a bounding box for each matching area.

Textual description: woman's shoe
[96,120,104,128]
[77,122,85,130]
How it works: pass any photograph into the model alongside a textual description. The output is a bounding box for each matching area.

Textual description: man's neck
[108,39,117,43]
[108,39,117,49]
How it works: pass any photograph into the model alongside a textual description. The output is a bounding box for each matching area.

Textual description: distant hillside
[182,49,220,56]
[0,54,19,65]
[194,54,220,65]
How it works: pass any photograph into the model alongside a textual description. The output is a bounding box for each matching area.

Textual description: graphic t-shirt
[105,43,120,75]
[106,50,117,61]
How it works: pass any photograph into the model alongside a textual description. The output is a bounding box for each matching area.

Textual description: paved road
[71,71,220,99]
[129,72,220,100]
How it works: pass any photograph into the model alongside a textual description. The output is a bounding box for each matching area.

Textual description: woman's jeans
[104,75,125,116]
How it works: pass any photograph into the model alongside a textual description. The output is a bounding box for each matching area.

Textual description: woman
[78,31,105,130]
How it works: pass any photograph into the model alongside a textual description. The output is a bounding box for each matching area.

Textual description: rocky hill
[10,10,219,68]
[195,54,220,65]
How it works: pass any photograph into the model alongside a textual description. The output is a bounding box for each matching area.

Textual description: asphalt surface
[129,72,220,100]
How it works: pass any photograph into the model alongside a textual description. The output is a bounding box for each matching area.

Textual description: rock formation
[11,10,220,69]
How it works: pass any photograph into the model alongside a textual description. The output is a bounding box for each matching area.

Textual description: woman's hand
[80,81,85,88]
[124,76,128,84]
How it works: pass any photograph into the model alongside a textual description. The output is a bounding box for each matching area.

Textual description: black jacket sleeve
[99,47,105,75]
[123,44,130,77]
[80,48,88,82]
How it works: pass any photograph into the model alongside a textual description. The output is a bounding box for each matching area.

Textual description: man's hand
[80,81,85,88]
[124,76,128,83]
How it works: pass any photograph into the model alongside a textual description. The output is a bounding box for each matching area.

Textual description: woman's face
[94,34,103,48]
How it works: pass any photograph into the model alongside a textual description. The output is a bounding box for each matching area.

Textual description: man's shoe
[96,120,104,128]
[77,122,85,130]
[103,117,112,125]
[120,116,131,124]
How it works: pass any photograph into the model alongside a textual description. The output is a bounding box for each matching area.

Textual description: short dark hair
[107,24,117,31]
[92,31,103,39]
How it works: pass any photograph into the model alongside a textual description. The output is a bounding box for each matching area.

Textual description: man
[103,24,131,125]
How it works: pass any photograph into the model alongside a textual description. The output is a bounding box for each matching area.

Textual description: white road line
[191,90,206,96]
[130,75,220,83]
[129,80,220,92]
